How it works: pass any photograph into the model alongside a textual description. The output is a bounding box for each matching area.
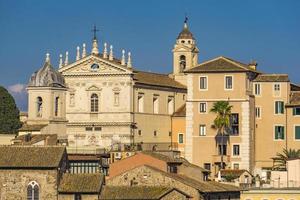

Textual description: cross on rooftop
[92,25,99,40]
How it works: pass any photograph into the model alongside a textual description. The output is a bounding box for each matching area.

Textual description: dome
[177,22,194,40]
[28,60,65,88]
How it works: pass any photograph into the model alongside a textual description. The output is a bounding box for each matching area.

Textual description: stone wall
[107,165,201,200]
[161,190,189,200]
[0,169,58,200]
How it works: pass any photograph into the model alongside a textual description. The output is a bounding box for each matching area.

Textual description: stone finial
[103,42,108,59]
[64,51,69,66]
[92,39,99,55]
[59,54,63,68]
[82,43,87,58]
[45,53,50,64]
[121,49,126,65]
[76,46,80,61]
[109,45,114,61]
[127,52,132,68]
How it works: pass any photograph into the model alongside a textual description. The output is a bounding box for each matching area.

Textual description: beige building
[23,24,188,151]
[183,54,300,176]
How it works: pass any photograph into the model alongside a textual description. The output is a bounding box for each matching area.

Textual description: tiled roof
[0,146,65,168]
[288,92,300,106]
[143,165,240,193]
[291,83,300,91]
[58,173,104,193]
[12,134,57,145]
[100,186,176,199]
[141,151,208,173]
[172,104,186,117]
[141,151,183,164]
[253,74,289,82]
[19,124,47,131]
[220,169,252,178]
[133,71,187,90]
[186,56,257,73]
[68,154,99,161]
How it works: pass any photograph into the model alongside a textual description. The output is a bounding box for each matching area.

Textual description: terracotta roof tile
[12,134,57,145]
[186,56,257,73]
[19,124,47,131]
[288,92,300,106]
[0,146,65,168]
[253,74,289,82]
[220,169,252,178]
[100,186,175,199]
[59,173,104,193]
[133,71,186,90]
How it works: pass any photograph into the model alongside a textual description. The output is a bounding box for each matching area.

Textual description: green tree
[0,86,21,134]
[210,101,233,169]
[273,148,300,170]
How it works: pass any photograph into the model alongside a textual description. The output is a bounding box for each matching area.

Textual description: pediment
[86,85,102,91]
[173,45,192,52]
[58,55,132,75]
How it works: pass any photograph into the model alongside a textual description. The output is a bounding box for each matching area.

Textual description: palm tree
[273,148,300,170]
[210,101,233,170]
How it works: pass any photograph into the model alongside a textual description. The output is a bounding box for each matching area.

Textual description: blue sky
[0,0,300,111]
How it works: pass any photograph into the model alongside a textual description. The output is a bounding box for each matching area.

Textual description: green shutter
[275,102,279,114]
[275,126,279,139]
[295,126,300,140]
[280,102,284,114]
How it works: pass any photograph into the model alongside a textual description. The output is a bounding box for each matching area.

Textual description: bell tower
[173,17,199,85]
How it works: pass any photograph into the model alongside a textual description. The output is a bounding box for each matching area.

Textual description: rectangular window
[204,163,211,171]
[293,107,300,116]
[167,97,174,115]
[254,83,261,95]
[85,127,93,131]
[275,101,284,114]
[275,126,285,140]
[230,113,239,135]
[138,130,142,136]
[114,92,120,106]
[233,163,240,170]
[199,76,207,90]
[273,83,281,97]
[137,94,144,113]
[74,194,82,200]
[178,133,184,144]
[255,107,261,118]
[153,96,159,114]
[295,126,300,140]
[225,76,233,90]
[199,102,207,113]
[274,84,280,91]
[233,145,240,156]
[218,145,227,155]
[154,130,157,136]
[199,125,206,136]
[94,127,102,131]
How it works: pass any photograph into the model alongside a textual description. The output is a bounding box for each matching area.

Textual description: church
[21,20,198,152]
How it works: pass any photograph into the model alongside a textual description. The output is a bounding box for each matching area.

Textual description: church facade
[22,22,195,152]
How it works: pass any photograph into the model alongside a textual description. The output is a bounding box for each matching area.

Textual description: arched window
[27,181,39,200]
[90,93,99,112]
[179,55,186,72]
[36,97,43,117]
[54,97,59,116]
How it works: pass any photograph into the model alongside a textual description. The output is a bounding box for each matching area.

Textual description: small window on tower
[179,55,186,72]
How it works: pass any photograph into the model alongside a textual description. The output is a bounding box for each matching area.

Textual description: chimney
[249,60,257,71]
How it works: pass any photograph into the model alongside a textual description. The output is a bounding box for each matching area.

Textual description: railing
[66,142,178,154]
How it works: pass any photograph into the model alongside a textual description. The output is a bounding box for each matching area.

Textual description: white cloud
[8,83,26,94]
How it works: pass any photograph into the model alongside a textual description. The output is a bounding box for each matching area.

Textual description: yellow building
[241,188,300,200]
[171,21,300,178]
